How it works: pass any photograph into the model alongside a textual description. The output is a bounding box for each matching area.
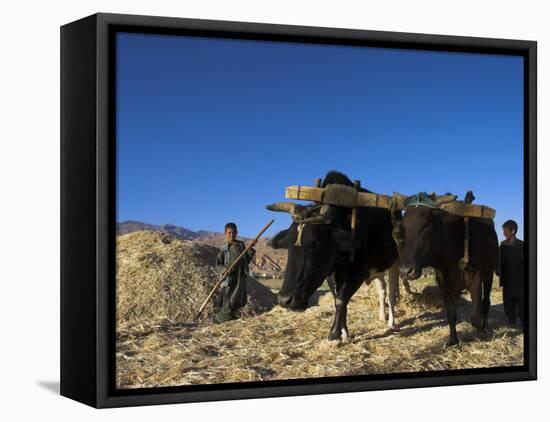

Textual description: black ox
[266,171,400,342]
[397,193,498,345]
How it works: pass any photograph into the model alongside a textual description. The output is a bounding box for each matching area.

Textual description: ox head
[266,202,357,310]
[395,192,457,280]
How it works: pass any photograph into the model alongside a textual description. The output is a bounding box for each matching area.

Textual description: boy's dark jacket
[215,240,256,309]
[497,238,524,291]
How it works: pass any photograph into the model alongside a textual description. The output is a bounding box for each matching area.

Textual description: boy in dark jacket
[212,222,256,323]
[497,219,524,327]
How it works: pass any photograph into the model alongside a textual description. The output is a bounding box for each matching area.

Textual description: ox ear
[332,228,359,255]
[270,229,291,249]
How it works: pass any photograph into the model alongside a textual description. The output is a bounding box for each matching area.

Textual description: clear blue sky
[116,32,524,240]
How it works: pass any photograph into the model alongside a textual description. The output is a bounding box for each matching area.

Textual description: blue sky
[116,32,524,240]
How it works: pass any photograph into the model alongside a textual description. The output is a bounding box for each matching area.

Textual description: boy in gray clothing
[213,222,256,323]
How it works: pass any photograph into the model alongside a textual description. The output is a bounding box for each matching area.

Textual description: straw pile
[116,231,277,331]
[116,270,524,389]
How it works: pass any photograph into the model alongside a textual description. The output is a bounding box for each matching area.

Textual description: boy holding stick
[212,222,257,323]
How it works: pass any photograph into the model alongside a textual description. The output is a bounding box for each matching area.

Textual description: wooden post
[463,192,474,264]
[461,191,475,273]
[351,180,360,234]
[350,180,360,261]
[464,217,470,263]
[313,178,322,205]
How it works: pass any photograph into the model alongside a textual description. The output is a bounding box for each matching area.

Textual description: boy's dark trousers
[213,284,237,323]
[502,282,524,327]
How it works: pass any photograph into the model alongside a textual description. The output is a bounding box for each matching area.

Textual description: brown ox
[397,193,498,346]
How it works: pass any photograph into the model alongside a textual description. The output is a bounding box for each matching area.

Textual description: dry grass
[116,265,524,388]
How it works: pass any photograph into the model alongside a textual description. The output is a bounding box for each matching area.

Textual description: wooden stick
[463,191,474,267]
[313,178,322,204]
[463,216,470,264]
[193,219,275,321]
[351,180,360,235]
[350,180,360,262]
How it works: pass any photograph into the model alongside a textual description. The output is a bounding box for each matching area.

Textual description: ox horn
[295,204,333,224]
[265,202,304,215]
[435,194,458,205]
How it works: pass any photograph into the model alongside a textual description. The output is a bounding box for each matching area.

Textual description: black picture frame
[60,12,537,408]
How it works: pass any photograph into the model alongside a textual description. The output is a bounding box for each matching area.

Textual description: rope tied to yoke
[294,222,305,246]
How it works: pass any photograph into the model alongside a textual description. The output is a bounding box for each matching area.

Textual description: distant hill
[117,221,217,240]
[116,221,286,276]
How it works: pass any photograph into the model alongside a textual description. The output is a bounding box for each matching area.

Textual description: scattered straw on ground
[116,251,524,389]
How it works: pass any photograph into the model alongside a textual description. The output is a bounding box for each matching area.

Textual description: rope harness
[294,222,305,246]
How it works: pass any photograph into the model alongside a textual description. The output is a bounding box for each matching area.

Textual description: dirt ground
[116,276,524,389]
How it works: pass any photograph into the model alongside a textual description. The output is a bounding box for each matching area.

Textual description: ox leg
[329,298,349,342]
[387,263,399,329]
[468,271,483,330]
[402,278,414,295]
[327,274,337,298]
[442,292,459,346]
[437,270,459,346]
[328,272,363,342]
[481,273,494,330]
[374,277,387,322]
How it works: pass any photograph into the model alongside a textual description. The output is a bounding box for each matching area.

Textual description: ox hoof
[327,328,349,343]
[340,328,349,343]
[475,328,490,340]
[444,338,460,348]
[319,339,342,351]
[328,330,340,342]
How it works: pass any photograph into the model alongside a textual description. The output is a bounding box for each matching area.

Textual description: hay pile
[116,231,276,330]
[116,275,524,389]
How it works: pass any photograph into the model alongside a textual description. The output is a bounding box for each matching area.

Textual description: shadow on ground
[36,380,59,395]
